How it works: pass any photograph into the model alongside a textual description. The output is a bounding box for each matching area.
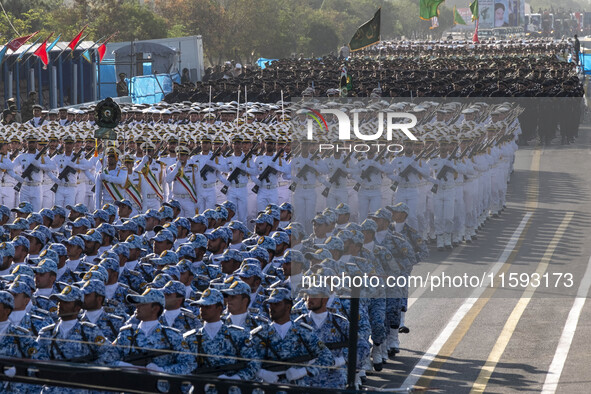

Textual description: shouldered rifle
[390,147,432,192]
[289,148,322,192]
[190,145,202,156]
[353,148,388,192]
[221,143,259,194]
[50,149,85,193]
[261,341,348,372]
[14,144,50,192]
[122,349,172,367]
[200,146,223,180]
[192,361,250,376]
[321,150,355,197]
[49,146,64,158]
[252,148,285,194]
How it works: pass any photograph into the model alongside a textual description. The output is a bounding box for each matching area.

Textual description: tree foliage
[2,0,458,63]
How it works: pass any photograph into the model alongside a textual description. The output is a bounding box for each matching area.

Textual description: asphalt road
[366,122,591,393]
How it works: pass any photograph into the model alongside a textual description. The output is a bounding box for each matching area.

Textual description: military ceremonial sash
[102,169,125,202]
[175,167,198,203]
[141,164,164,201]
[124,177,143,210]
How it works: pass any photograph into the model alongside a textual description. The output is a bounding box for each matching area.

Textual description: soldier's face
[199,303,222,323]
[305,296,326,312]
[57,300,80,319]
[83,292,101,310]
[34,272,54,289]
[135,302,158,321]
[226,294,248,315]
[269,300,291,322]
[0,303,10,321]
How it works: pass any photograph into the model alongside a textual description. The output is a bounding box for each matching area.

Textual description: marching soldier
[94,147,128,210]
[133,142,166,212]
[165,145,199,217]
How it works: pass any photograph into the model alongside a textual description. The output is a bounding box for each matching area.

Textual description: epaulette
[13,326,30,334]
[250,326,263,336]
[118,283,130,290]
[107,313,125,321]
[294,314,307,323]
[254,314,270,324]
[80,321,98,328]
[248,307,260,315]
[120,324,134,331]
[103,307,116,314]
[36,295,51,303]
[30,314,47,321]
[332,313,349,323]
[228,324,245,331]
[299,322,314,331]
[33,308,50,316]
[183,328,198,338]
[180,307,197,319]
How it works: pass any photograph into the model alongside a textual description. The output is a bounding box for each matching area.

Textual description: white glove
[256,368,279,383]
[334,356,346,367]
[4,366,16,377]
[285,366,307,381]
[218,374,241,380]
[146,362,164,372]
[116,361,134,367]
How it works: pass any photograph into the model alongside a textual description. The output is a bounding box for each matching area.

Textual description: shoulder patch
[228,324,245,331]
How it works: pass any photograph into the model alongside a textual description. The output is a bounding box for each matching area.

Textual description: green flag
[419,0,444,20]
[454,6,467,25]
[349,8,381,52]
[470,0,479,21]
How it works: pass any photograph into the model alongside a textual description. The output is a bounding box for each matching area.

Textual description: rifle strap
[50,329,67,360]
[80,325,98,361]
[295,331,314,358]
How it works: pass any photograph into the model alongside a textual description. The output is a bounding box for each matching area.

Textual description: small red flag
[472,19,480,44]
[33,34,52,68]
[68,25,87,51]
[7,32,39,52]
[97,43,107,62]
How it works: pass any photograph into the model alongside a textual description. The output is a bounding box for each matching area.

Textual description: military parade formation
[0,37,582,392]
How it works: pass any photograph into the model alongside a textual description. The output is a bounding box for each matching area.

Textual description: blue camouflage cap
[369,208,392,222]
[322,209,336,224]
[188,215,208,226]
[312,214,329,225]
[8,280,33,297]
[115,199,133,209]
[247,246,269,262]
[216,200,237,213]
[151,250,178,266]
[283,249,305,265]
[265,287,291,304]
[220,249,243,262]
[271,231,289,246]
[27,213,43,226]
[102,204,117,217]
[173,217,191,231]
[158,206,174,220]
[86,214,95,229]
[93,209,110,223]
[336,229,353,242]
[202,209,218,220]
[193,288,224,306]
[32,259,58,274]
[221,280,251,296]
[11,202,33,214]
[285,222,305,239]
[66,203,89,214]
[98,257,120,272]
[387,202,410,215]
[176,244,196,259]
[127,287,165,308]
[11,236,30,250]
[265,208,280,221]
[80,229,103,244]
[251,213,273,226]
[314,236,344,251]
[112,242,130,258]
[124,234,145,250]
[163,200,181,210]
[80,265,109,282]
[81,270,107,282]
[47,243,67,257]
[304,248,332,261]
[188,233,208,249]
[50,285,84,302]
[114,221,139,233]
[162,265,180,280]
[206,228,230,242]
[153,229,175,243]
[176,259,198,275]
[150,273,174,289]
[6,218,29,231]
[227,221,250,237]
[52,205,67,218]
[215,206,228,221]
[96,223,116,239]
[345,222,362,232]
[145,209,161,220]
[361,219,378,232]
[10,264,35,278]
[39,208,55,221]
[79,279,106,296]
[236,263,263,279]
[0,291,14,308]
[68,217,91,229]
[33,225,52,243]
[131,215,146,230]
[0,242,15,258]
[349,229,365,244]
[161,223,178,238]
[0,205,10,219]
[334,202,351,215]
[162,280,185,296]
[253,236,276,252]
[279,202,293,213]
[96,250,118,263]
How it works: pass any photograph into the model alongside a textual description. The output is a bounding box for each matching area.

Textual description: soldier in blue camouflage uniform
[158,280,201,331]
[79,279,126,342]
[221,279,270,331]
[251,288,335,386]
[98,256,134,318]
[36,285,112,394]
[183,288,259,380]
[0,291,44,394]
[109,288,193,374]
[7,280,54,335]
[235,263,267,313]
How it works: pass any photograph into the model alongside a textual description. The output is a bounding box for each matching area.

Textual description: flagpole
[24,32,53,65]
[73,34,107,61]
[244,86,248,125]
[9,35,43,68]
[281,90,285,122]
